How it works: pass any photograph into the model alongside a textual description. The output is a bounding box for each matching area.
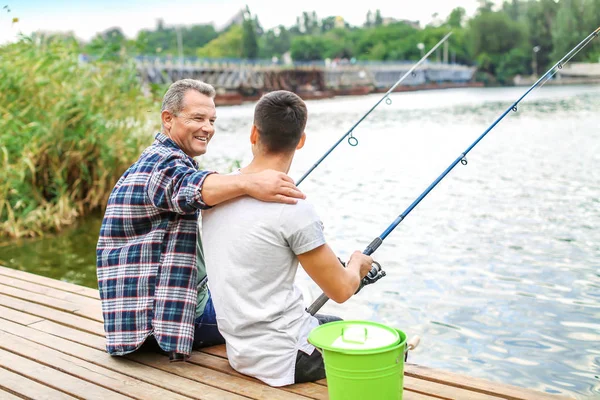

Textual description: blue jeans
[193,294,225,349]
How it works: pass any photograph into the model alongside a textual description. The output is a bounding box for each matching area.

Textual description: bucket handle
[407,335,420,352]
[400,335,421,363]
[341,326,368,344]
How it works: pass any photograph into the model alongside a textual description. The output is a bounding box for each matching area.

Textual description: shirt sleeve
[281,200,327,255]
[147,154,215,214]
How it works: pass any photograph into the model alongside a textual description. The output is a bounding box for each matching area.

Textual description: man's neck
[241,153,294,174]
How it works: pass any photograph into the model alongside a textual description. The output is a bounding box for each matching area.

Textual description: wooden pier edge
[0,265,572,400]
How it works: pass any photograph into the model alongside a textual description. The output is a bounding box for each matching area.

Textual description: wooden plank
[0,366,77,400]
[3,305,503,400]
[404,364,572,400]
[0,304,44,325]
[198,345,450,399]
[5,316,439,400]
[0,293,105,336]
[201,344,227,358]
[0,283,80,312]
[0,273,571,400]
[2,310,311,400]
[0,318,250,400]
[188,351,329,400]
[133,351,311,400]
[0,348,133,400]
[404,375,504,400]
[0,283,103,322]
[0,265,99,299]
[0,388,25,400]
[0,330,193,400]
[0,274,100,308]
[32,318,322,400]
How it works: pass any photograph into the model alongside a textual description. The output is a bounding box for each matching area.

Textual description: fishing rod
[307,26,600,316]
[295,32,453,186]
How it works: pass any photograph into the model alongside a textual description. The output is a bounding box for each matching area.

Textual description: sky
[0,0,492,44]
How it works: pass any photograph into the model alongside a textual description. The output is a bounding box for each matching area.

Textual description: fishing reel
[338,259,386,292]
[362,261,386,286]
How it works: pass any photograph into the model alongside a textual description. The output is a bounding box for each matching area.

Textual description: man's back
[202,195,326,386]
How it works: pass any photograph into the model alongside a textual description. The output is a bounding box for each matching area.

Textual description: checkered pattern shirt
[97,133,213,356]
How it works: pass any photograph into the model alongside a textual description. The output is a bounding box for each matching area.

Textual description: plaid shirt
[97,133,212,356]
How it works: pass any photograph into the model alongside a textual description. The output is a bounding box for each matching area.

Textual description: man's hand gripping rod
[306,237,385,315]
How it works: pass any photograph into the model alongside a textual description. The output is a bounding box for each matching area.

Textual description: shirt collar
[154,132,198,167]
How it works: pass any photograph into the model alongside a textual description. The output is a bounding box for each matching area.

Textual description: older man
[96,79,304,361]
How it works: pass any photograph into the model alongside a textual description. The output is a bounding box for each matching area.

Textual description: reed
[0,36,156,238]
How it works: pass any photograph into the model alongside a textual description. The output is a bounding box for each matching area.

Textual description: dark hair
[253,90,307,153]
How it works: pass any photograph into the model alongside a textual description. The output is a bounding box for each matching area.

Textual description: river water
[2,85,599,398]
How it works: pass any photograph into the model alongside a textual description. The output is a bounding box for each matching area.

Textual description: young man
[96,80,305,362]
[202,90,373,386]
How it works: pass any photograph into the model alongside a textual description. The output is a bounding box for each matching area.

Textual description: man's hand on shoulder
[242,170,305,205]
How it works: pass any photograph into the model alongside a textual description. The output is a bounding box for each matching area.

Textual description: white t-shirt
[202,194,326,386]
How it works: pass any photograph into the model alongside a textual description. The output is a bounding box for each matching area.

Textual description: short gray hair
[161,79,216,115]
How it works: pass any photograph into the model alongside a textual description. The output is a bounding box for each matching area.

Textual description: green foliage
[0,37,155,238]
[134,21,217,57]
[259,26,292,58]
[197,25,244,58]
[551,0,600,62]
[242,16,260,59]
[467,8,530,81]
[447,7,466,28]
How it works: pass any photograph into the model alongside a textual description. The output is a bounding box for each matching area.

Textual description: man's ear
[296,132,306,150]
[250,124,259,144]
[161,110,173,132]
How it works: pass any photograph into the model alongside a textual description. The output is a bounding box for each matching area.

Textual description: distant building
[334,16,345,29]
[383,17,420,28]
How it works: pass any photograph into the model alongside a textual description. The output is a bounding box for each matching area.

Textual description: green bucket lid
[308,320,401,354]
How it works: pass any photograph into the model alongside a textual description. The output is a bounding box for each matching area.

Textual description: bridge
[135,57,478,104]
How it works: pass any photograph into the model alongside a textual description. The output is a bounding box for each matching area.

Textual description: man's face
[167,90,216,157]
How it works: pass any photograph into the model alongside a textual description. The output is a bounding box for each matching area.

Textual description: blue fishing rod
[295,32,453,186]
[307,26,600,315]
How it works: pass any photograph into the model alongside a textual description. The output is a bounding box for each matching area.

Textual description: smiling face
[162,90,217,157]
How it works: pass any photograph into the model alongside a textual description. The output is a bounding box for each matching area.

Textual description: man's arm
[297,246,372,304]
[201,169,305,206]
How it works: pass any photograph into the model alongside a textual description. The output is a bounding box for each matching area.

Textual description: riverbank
[214,81,485,106]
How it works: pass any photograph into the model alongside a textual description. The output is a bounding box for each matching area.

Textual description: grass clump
[0,36,157,238]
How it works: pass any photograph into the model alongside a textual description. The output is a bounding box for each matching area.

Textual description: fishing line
[295,32,453,186]
[306,27,600,315]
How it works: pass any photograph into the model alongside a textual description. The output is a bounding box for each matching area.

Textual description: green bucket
[308,320,407,400]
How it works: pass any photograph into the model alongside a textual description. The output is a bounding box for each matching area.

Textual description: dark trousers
[294,313,342,384]
[140,294,225,361]
[192,294,225,348]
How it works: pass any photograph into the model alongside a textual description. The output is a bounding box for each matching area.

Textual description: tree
[550,0,585,61]
[365,10,373,28]
[476,0,495,13]
[468,9,530,80]
[321,16,337,33]
[260,26,292,58]
[374,10,383,26]
[290,36,327,60]
[242,17,259,59]
[447,7,466,28]
[197,25,244,58]
[85,27,128,60]
[526,0,558,71]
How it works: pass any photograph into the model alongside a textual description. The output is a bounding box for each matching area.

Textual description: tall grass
[0,37,156,238]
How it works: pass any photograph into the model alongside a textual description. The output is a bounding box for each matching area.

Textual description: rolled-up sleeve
[147,155,216,214]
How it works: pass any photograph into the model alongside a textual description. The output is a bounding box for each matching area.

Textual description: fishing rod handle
[307,293,330,315]
[364,237,382,256]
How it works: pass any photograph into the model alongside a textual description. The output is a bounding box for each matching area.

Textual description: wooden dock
[0,265,571,400]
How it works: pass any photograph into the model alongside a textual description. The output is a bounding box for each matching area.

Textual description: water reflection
[2,85,599,398]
